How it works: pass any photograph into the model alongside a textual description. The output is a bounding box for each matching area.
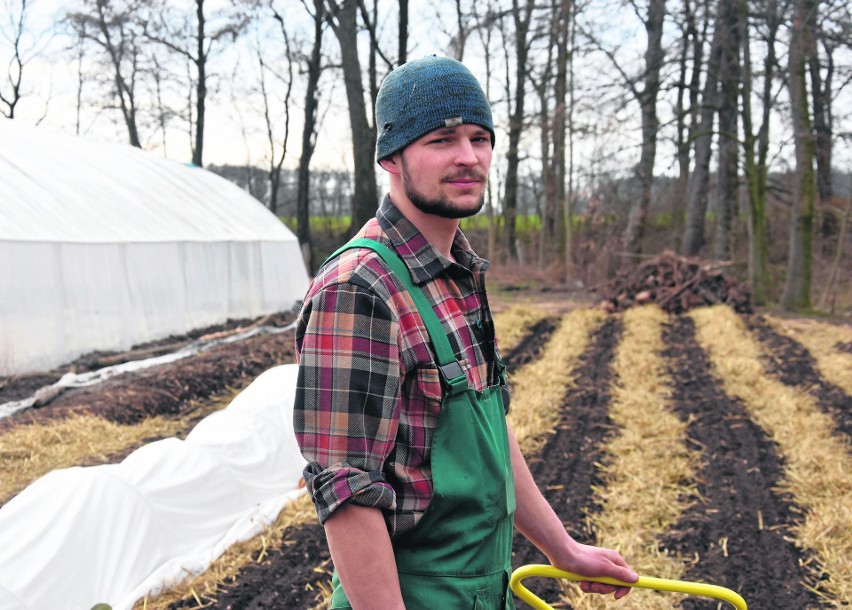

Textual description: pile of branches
[598,250,752,314]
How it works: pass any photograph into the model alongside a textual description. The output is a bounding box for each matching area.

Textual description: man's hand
[508,422,637,600]
[547,540,638,600]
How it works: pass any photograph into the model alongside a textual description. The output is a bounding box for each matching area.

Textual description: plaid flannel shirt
[294,196,505,538]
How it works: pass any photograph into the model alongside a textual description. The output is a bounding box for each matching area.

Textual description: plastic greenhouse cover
[0,121,310,375]
[0,364,307,610]
[0,120,293,244]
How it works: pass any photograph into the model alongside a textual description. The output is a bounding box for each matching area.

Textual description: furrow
[660,313,821,609]
[766,316,852,397]
[565,305,695,610]
[746,315,852,442]
[691,305,849,607]
[511,312,622,608]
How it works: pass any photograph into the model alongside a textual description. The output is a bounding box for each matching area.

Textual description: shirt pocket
[409,364,443,408]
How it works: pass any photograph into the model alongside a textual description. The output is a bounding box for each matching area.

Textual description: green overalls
[327,238,516,609]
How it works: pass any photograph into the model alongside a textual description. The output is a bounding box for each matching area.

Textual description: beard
[401,158,486,219]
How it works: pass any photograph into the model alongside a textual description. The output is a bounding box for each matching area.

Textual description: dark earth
[1,306,847,609]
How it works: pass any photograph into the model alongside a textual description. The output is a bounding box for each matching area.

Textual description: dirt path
[661,317,824,609]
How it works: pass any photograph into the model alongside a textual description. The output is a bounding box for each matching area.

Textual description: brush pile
[598,250,752,314]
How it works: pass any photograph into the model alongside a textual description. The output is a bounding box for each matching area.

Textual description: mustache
[443,171,486,182]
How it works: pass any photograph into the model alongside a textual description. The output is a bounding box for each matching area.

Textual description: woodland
[2,0,851,312]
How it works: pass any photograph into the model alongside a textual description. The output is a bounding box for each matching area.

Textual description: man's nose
[453,139,480,165]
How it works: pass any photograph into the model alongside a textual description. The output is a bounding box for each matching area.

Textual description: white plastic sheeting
[0,364,307,610]
[0,120,309,375]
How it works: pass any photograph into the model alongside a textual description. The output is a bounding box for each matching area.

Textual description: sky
[5,0,851,184]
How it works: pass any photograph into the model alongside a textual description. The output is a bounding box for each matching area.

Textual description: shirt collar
[375,195,489,284]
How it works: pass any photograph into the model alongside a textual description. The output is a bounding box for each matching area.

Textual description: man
[294,56,636,609]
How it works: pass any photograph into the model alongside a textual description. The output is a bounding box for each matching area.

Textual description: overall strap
[328,237,469,395]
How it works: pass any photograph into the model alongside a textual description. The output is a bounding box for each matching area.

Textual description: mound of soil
[0,313,298,433]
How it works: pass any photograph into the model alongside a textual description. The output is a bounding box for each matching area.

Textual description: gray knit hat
[375,56,495,162]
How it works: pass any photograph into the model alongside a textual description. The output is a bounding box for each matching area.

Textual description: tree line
[2,0,850,311]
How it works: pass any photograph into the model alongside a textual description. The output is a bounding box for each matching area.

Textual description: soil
[660,317,825,608]
[1,301,847,609]
[0,316,299,434]
[745,315,852,440]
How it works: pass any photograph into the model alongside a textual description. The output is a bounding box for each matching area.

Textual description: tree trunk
[327,0,377,234]
[713,0,740,260]
[671,0,697,249]
[192,0,206,167]
[623,0,666,260]
[740,0,772,305]
[552,0,569,261]
[781,0,817,311]
[682,2,723,256]
[296,0,324,274]
[503,0,534,261]
[398,0,408,64]
[811,38,835,252]
[564,0,576,280]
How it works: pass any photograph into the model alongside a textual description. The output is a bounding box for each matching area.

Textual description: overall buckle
[439,361,468,395]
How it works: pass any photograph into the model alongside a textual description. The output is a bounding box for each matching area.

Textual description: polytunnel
[0,120,309,376]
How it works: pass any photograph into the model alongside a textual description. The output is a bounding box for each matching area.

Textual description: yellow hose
[510,564,748,610]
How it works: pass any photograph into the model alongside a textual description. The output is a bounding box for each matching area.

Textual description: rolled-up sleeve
[294,281,402,524]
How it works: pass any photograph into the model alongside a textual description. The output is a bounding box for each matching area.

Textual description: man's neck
[389,191,460,263]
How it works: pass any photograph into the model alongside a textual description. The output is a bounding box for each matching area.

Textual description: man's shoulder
[307,240,400,303]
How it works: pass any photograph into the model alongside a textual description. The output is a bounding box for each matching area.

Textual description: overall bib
[327,238,516,609]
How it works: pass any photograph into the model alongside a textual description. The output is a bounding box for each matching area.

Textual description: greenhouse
[0,120,308,376]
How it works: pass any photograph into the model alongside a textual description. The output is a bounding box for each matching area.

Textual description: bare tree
[471,0,500,262]
[257,15,294,215]
[672,0,709,249]
[713,0,741,260]
[682,0,724,255]
[293,0,326,273]
[325,0,380,233]
[581,1,667,259]
[741,0,786,305]
[145,0,258,166]
[781,0,818,310]
[503,0,536,261]
[622,0,667,259]
[66,0,153,147]
[1,0,42,118]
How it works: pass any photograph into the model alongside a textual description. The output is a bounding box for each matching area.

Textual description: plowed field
[1,298,850,610]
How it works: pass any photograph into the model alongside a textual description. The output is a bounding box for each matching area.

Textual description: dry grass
[563,305,696,610]
[0,390,239,506]
[493,304,551,354]
[766,316,852,396]
[692,305,852,607]
[1,414,181,505]
[508,308,608,455]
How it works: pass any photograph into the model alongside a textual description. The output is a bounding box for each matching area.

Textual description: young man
[294,56,637,609]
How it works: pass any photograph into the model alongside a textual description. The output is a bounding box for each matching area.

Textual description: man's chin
[411,198,484,219]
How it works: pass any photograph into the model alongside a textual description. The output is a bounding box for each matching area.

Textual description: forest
[2,0,851,312]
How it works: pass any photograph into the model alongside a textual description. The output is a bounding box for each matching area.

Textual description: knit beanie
[375,56,495,162]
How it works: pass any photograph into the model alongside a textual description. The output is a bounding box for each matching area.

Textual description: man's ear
[379,155,402,175]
